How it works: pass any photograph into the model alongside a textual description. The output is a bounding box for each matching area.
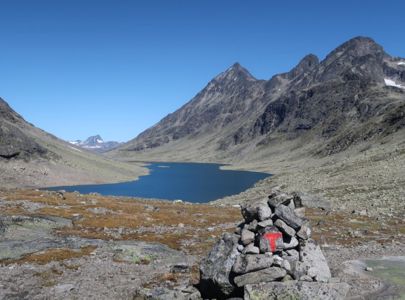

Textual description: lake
[47,162,270,203]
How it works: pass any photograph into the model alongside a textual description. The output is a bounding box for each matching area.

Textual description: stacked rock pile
[199,189,349,299]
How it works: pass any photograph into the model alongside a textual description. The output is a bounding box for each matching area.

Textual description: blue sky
[0,0,404,142]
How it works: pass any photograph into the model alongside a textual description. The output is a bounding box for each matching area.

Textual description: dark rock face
[199,233,240,299]
[116,36,405,160]
[0,98,48,160]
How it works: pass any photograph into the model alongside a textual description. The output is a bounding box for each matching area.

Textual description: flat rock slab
[0,215,74,260]
[244,281,350,300]
[112,241,192,267]
[233,267,287,287]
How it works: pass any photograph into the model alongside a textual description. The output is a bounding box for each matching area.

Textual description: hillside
[111,37,405,162]
[0,98,146,188]
[109,37,405,212]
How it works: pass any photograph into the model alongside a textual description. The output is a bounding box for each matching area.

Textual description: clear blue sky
[0,0,404,142]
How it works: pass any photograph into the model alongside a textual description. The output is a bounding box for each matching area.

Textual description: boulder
[274,205,303,230]
[233,267,287,287]
[257,203,272,221]
[232,254,273,274]
[268,193,293,209]
[297,223,311,240]
[257,226,284,253]
[246,219,258,232]
[242,243,260,255]
[282,236,299,249]
[241,229,255,246]
[299,239,331,282]
[199,233,239,298]
[257,219,273,228]
[274,219,296,237]
[293,192,331,210]
[244,281,350,300]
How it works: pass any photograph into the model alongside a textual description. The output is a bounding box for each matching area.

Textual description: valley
[1,36,405,299]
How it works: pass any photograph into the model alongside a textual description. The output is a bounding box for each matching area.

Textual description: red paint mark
[264,232,282,252]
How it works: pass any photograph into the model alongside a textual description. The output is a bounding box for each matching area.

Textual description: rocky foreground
[0,188,404,299]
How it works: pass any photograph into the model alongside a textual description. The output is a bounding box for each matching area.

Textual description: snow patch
[384,78,405,89]
[398,62,405,66]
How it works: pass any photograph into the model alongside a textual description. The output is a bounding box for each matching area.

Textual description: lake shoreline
[44,162,270,203]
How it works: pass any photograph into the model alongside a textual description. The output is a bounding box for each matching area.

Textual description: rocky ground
[0,188,404,299]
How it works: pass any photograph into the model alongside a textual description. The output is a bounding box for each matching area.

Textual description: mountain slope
[0,98,146,188]
[110,37,405,164]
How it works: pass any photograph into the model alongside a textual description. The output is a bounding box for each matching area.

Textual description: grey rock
[241,204,258,223]
[257,203,272,221]
[241,229,255,246]
[242,243,260,254]
[274,205,303,230]
[294,207,306,218]
[297,223,312,240]
[244,281,350,300]
[300,275,314,282]
[293,192,332,210]
[136,286,202,300]
[268,193,293,209]
[233,267,287,287]
[232,254,273,274]
[290,260,308,280]
[274,219,296,237]
[257,226,283,253]
[286,249,300,260]
[257,219,273,228]
[199,233,239,298]
[282,236,299,249]
[0,219,6,234]
[282,274,294,282]
[299,239,331,282]
[246,219,258,232]
[53,283,75,294]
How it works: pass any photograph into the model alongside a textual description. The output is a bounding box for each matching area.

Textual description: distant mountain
[110,37,405,162]
[69,135,122,153]
[0,98,144,188]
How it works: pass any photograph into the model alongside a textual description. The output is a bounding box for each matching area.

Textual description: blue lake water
[47,162,270,203]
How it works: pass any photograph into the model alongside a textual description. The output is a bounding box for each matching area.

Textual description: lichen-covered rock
[199,233,240,298]
[299,239,331,282]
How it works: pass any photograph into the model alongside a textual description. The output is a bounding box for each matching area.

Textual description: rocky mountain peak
[323,36,385,64]
[287,54,319,79]
[84,135,104,145]
[214,62,256,83]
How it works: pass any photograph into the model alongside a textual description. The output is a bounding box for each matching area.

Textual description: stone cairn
[199,189,348,299]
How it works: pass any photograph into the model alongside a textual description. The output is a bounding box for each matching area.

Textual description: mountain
[0,98,146,188]
[69,135,122,153]
[110,37,405,165]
